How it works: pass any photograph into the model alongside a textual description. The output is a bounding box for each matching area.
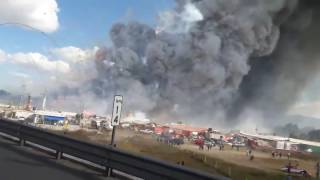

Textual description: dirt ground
[64,129,320,180]
[180,143,319,176]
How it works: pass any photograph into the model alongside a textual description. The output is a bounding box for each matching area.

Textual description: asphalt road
[0,136,115,180]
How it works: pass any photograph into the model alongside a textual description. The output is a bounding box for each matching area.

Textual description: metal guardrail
[0,118,229,180]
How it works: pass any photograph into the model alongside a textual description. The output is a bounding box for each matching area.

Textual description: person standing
[286,161,292,180]
[287,152,291,160]
[272,151,275,158]
[250,154,254,161]
[316,162,320,179]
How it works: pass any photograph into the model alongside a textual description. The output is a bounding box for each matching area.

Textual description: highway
[0,135,114,180]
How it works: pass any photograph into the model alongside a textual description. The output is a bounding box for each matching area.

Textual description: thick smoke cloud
[90,0,319,126]
[230,0,320,125]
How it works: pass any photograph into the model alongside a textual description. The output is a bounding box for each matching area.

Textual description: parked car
[204,140,215,146]
[18,117,25,121]
[280,166,310,177]
[232,141,246,147]
[193,138,204,145]
[139,129,153,134]
[172,138,184,145]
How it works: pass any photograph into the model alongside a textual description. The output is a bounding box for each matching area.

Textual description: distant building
[163,123,207,137]
[11,110,34,120]
[240,131,320,153]
[122,112,151,125]
[27,110,66,125]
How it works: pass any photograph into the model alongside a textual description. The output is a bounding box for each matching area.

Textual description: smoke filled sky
[0,0,319,123]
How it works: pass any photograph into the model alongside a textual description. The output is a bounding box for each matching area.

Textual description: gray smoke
[230,0,320,125]
[90,0,320,126]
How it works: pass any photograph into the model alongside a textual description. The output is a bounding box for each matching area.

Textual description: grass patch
[118,135,315,180]
[63,130,317,180]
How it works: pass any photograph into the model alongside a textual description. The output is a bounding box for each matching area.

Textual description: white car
[139,129,153,134]
[18,117,25,121]
[232,142,246,147]
[121,123,130,128]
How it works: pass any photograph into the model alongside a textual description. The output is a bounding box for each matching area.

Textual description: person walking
[250,154,254,161]
[272,151,275,158]
[200,143,204,150]
[316,162,320,179]
[287,161,292,180]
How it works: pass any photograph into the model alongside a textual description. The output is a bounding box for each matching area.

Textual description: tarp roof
[289,138,320,147]
[165,124,207,132]
[240,131,320,147]
[44,115,64,121]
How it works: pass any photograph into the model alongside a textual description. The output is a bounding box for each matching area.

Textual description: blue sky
[0,0,174,53]
[0,0,174,93]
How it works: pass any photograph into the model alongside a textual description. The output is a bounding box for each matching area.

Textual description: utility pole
[42,92,47,110]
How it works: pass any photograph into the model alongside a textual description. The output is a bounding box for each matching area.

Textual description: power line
[0,22,59,47]
[0,22,61,98]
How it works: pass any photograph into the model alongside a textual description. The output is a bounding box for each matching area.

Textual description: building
[163,123,207,137]
[9,110,34,120]
[154,126,166,135]
[240,131,320,153]
[122,113,151,125]
[28,110,66,125]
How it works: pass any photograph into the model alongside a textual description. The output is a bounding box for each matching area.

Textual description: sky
[0,0,174,94]
[0,0,319,119]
